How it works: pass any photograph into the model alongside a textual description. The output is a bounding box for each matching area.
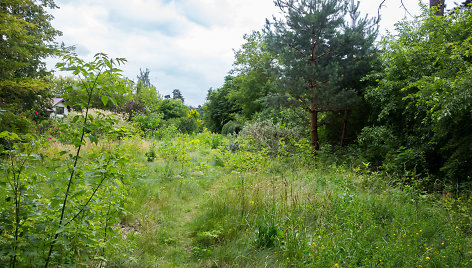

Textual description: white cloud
[49,0,281,106]
[48,0,457,106]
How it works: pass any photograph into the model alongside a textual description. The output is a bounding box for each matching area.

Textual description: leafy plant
[145,143,157,162]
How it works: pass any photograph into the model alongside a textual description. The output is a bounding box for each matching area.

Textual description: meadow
[109,132,472,267]
[1,111,472,267]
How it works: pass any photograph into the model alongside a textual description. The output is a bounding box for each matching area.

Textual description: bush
[174,117,200,134]
[356,126,397,166]
[0,107,36,134]
[149,124,180,140]
[221,120,242,135]
[132,112,163,134]
[239,119,302,153]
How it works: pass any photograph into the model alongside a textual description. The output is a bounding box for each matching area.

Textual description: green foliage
[0,107,36,135]
[172,89,185,103]
[365,6,472,183]
[135,80,161,112]
[202,76,241,133]
[0,52,147,267]
[264,0,378,148]
[239,119,303,154]
[221,120,242,135]
[145,142,157,162]
[229,31,276,119]
[132,112,163,135]
[0,0,61,119]
[158,98,188,120]
[356,126,397,166]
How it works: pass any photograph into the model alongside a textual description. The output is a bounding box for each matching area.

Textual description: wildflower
[312,242,316,246]
[418,265,422,268]
[441,243,444,246]
[426,257,430,260]
[456,226,459,229]
[334,264,338,267]
[419,230,422,232]
[34,110,38,114]
[416,233,419,235]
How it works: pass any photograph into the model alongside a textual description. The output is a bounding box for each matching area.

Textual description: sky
[47,0,458,107]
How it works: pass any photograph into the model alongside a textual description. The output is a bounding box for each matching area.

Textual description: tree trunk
[430,0,445,16]
[310,108,319,151]
[340,110,349,147]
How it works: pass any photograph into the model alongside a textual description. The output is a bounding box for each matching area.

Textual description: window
[56,106,64,115]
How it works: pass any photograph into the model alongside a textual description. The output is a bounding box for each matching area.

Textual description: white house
[48,98,69,118]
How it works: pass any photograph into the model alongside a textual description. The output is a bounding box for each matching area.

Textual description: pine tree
[265,0,377,149]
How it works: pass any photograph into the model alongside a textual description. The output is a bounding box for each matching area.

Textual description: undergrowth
[108,131,472,267]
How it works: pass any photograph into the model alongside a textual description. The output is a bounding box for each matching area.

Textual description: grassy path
[112,136,472,267]
[120,160,217,267]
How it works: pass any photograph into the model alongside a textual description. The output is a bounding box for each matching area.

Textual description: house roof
[52,98,65,107]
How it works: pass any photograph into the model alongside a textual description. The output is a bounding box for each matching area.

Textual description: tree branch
[289,44,308,58]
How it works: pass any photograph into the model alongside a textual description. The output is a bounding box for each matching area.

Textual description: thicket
[202,2,472,189]
[0,52,145,267]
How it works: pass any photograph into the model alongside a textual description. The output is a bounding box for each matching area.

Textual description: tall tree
[365,6,472,183]
[172,89,184,102]
[137,68,152,89]
[430,0,445,16]
[135,68,160,112]
[0,0,61,115]
[265,0,377,150]
[202,77,241,133]
[229,31,276,119]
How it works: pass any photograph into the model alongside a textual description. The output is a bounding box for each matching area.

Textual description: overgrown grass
[3,127,468,266]
[107,133,472,267]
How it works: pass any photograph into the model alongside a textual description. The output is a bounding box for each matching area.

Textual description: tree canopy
[0,0,61,115]
[364,5,472,183]
[264,0,378,149]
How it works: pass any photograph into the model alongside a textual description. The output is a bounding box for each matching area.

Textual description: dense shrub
[132,112,163,134]
[221,120,242,135]
[239,119,302,153]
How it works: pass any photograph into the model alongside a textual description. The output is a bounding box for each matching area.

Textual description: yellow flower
[426,257,430,260]
[441,242,445,246]
[419,229,422,232]
[312,242,316,246]
[456,226,459,229]
[334,264,338,267]
[416,233,419,235]
[418,265,423,268]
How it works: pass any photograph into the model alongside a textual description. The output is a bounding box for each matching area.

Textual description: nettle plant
[0,53,137,267]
